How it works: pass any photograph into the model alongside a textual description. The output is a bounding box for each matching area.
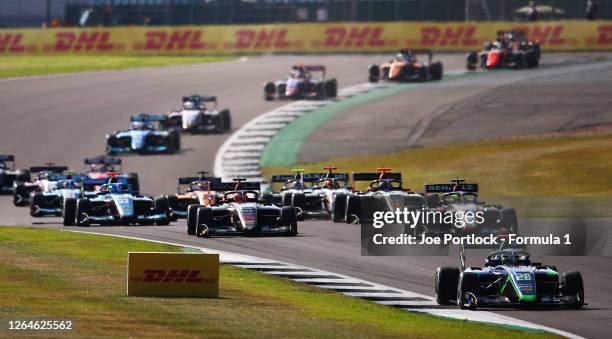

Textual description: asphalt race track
[1,53,611,338]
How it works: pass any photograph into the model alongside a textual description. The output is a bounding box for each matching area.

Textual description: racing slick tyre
[167,195,179,221]
[171,130,181,151]
[264,82,276,101]
[282,193,293,207]
[291,193,306,221]
[76,198,91,227]
[127,173,140,195]
[429,62,443,80]
[12,184,29,206]
[525,50,538,68]
[502,208,519,234]
[196,207,213,238]
[62,198,77,226]
[261,193,274,205]
[186,204,202,235]
[435,266,460,305]
[345,195,361,224]
[29,193,44,217]
[314,83,326,100]
[214,116,226,134]
[154,196,171,225]
[457,272,479,309]
[106,135,118,155]
[221,110,232,132]
[332,193,347,223]
[466,51,479,71]
[15,169,30,183]
[562,271,585,309]
[325,79,338,98]
[281,206,298,236]
[417,66,429,82]
[368,64,380,83]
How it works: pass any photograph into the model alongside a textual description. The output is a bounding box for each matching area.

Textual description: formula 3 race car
[106,114,181,155]
[84,156,140,194]
[466,30,541,70]
[13,163,69,206]
[29,174,87,217]
[420,179,518,237]
[264,64,338,101]
[159,172,222,222]
[193,179,298,237]
[0,155,30,194]
[435,244,584,309]
[63,180,171,226]
[334,168,425,225]
[267,167,351,220]
[368,49,443,83]
[168,95,231,134]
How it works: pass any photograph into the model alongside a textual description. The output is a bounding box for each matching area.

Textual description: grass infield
[0,227,556,338]
[0,55,233,79]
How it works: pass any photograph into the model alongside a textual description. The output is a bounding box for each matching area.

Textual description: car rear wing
[302,173,349,181]
[352,172,402,181]
[0,154,15,161]
[178,176,221,185]
[183,95,217,103]
[425,183,479,193]
[210,181,261,192]
[130,114,168,122]
[84,157,122,165]
[47,174,87,182]
[271,175,298,183]
[30,165,69,173]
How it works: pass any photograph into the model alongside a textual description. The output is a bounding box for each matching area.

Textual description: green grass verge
[0,227,556,338]
[0,55,233,78]
[263,132,612,217]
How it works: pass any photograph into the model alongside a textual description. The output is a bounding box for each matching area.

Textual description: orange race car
[368,49,443,83]
[158,173,223,232]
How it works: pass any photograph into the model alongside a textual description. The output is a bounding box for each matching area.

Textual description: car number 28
[515,272,532,281]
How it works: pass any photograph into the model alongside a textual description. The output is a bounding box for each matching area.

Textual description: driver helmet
[183,101,195,109]
[324,179,334,189]
[233,192,243,203]
[291,181,303,190]
[99,185,109,193]
[196,182,209,190]
[452,184,462,192]
[130,121,146,130]
[378,180,389,190]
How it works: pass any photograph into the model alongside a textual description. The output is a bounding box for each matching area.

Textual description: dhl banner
[1,21,612,55]
[127,252,219,298]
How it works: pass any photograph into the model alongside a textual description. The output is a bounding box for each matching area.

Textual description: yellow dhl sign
[1,21,611,55]
[127,252,219,298]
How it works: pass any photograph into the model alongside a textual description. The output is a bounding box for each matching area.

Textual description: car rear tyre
[196,207,213,238]
[127,173,140,195]
[281,206,298,236]
[345,195,361,224]
[187,204,202,235]
[332,193,347,223]
[30,193,44,217]
[264,82,276,101]
[435,266,460,305]
[13,184,28,206]
[76,198,91,227]
[63,198,77,226]
[368,64,380,82]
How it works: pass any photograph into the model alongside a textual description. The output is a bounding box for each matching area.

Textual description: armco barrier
[1,21,611,55]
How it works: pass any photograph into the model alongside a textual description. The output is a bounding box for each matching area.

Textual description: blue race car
[63,180,171,226]
[435,244,584,309]
[105,114,180,155]
[0,155,30,194]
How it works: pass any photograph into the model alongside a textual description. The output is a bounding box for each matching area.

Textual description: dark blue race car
[106,114,180,155]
